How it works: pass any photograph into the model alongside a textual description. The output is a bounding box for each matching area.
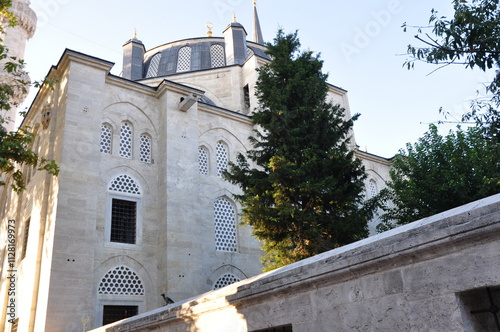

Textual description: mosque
[0,1,391,331]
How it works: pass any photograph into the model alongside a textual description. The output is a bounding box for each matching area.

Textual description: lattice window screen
[216,142,228,177]
[213,273,240,290]
[139,135,152,163]
[199,147,209,175]
[119,122,132,159]
[214,198,237,252]
[100,124,112,154]
[177,46,192,72]
[210,44,225,68]
[369,180,377,198]
[98,266,144,295]
[146,53,161,78]
[109,175,141,195]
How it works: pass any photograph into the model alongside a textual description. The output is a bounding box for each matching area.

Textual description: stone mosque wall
[90,194,500,332]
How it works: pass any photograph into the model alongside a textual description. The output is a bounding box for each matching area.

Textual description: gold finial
[133,28,137,40]
[206,22,214,37]
[233,12,237,23]
[253,0,257,6]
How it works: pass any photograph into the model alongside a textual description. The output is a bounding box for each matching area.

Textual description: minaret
[0,0,37,132]
[252,1,264,44]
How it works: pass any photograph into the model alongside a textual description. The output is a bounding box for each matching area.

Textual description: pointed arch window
[119,122,133,159]
[107,175,141,245]
[213,273,240,290]
[210,44,225,68]
[214,197,237,252]
[98,265,144,326]
[216,141,228,177]
[146,53,161,78]
[199,146,209,175]
[177,46,192,72]
[100,124,112,154]
[139,134,152,164]
[368,180,378,198]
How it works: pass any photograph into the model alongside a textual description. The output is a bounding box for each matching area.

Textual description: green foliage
[403,0,500,144]
[226,30,375,271]
[0,0,59,192]
[0,126,58,192]
[377,124,499,230]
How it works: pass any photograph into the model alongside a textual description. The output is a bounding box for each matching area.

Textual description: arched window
[109,174,141,195]
[100,124,112,154]
[368,180,378,198]
[98,266,144,326]
[177,46,192,72]
[146,53,161,78]
[198,146,209,175]
[139,134,152,164]
[108,175,141,244]
[213,273,240,290]
[216,141,228,177]
[210,44,225,68]
[98,266,144,295]
[119,122,133,159]
[214,197,237,252]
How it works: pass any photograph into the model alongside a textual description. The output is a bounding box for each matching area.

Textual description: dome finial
[206,22,214,37]
[133,28,138,40]
[233,12,237,23]
[253,0,257,6]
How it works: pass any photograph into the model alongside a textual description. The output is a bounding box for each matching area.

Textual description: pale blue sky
[23,0,492,157]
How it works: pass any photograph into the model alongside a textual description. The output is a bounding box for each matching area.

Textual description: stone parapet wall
[89,193,500,332]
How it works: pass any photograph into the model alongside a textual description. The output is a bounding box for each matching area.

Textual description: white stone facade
[89,194,500,332]
[0,15,392,332]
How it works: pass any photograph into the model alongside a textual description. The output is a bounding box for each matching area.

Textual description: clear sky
[21,0,493,157]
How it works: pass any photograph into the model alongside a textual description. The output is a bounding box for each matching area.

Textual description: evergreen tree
[226,30,374,271]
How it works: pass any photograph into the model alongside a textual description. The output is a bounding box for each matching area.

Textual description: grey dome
[142,37,269,79]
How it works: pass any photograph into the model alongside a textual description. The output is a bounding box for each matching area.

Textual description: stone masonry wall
[90,194,500,332]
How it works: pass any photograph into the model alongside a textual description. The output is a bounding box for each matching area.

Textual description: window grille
[146,53,161,78]
[119,122,132,159]
[246,47,255,58]
[199,147,209,175]
[110,199,136,244]
[210,44,225,68]
[244,85,250,111]
[98,265,144,295]
[216,142,228,177]
[100,124,112,154]
[214,197,237,252]
[213,273,240,290]
[109,175,141,195]
[369,180,377,198]
[177,46,192,72]
[139,135,152,163]
[102,305,138,326]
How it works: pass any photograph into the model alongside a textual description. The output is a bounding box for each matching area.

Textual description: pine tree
[226,30,374,271]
